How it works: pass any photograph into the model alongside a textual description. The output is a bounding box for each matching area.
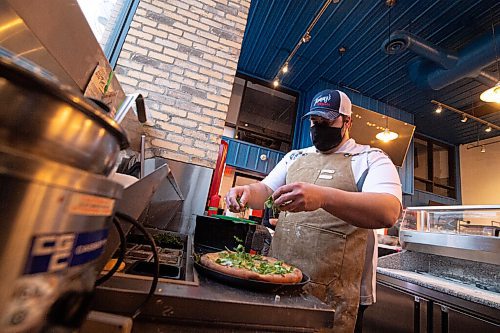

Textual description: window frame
[414,134,457,198]
[230,73,299,152]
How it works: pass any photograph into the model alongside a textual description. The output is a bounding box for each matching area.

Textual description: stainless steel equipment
[0,49,128,332]
[0,47,128,175]
[400,205,500,265]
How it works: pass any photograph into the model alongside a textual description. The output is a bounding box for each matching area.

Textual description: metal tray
[194,261,310,293]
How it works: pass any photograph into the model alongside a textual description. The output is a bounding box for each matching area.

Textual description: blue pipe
[382,28,500,90]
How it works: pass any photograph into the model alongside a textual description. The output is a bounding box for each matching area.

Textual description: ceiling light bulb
[480,145,486,153]
[480,82,500,103]
[485,126,492,132]
[435,105,443,113]
[376,128,399,142]
[461,115,468,123]
[273,79,279,88]
[282,63,289,74]
[302,33,311,43]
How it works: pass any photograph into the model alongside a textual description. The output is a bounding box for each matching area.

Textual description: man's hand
[269,218,278,226]
[225,185,250,213]
[272,182,325,212]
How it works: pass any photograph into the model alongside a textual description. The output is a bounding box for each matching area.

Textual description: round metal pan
[194,261,310,293]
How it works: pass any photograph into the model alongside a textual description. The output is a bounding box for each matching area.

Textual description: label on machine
[24,229,109,274]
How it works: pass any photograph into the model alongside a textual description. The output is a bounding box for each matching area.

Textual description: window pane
[414,138,428,180]
[414,179,428,192]
[237,81,296,152]
[433,143,450,186]
[77,0,128,55]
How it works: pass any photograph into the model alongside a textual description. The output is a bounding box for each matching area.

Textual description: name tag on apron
[319,169,335,179]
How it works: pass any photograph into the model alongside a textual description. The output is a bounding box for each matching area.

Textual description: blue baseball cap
[303,89,352,120]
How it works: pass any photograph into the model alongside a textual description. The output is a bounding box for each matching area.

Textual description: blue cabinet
[223,137,285,175]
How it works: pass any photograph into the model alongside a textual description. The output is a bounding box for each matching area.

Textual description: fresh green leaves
[264,196,280,217]
[214,244,293,275]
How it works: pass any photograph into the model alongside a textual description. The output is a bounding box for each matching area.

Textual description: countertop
[94,265,334,331]
[377,251,500,310]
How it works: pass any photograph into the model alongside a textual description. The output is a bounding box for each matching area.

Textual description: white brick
[148,51,175,63]
[149,110,171,122]
[199,0,217,7]
[180,145,206,157]
[127,70,154,81]
[122,43,148,55]
[154,37,178,50]
[171,117,198,128]
[192,96,216,108]
[128,28,153,41]
[138,81,165,94]
[167,133,194,145]
[193,42,216,55]
[135,15,158,28]
[203,108,227,119]
[188,112,212,124]
[226,13,247,25]
[143,26,168,38]
[188,55,212,68]
[140,2,163,14]
[143,65,168,77]
[196,30,219,42]
[184,70,209,83]
[151,139,179,151]
[161,105,188,118]
[207,94,230,104]
[203,53,226,66]
[200,67,222,79]
[188,19,210,31]
[200,17,224,29]
[156,121,183,133]
[158,24,183,36]
[170,74,196,86]
[213,63,236,75]
[116,74,139,87]
[117,58,143,71]
[173,21,197,33]
[138,39,163,52]
[155,2,176,12]
[167,33,193,47]
[184,32,208,45]
[163,48,188,60]
[178,8,200,21]
[219,38,241,48]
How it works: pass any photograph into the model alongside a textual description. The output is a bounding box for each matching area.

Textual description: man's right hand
[225,185,250,213]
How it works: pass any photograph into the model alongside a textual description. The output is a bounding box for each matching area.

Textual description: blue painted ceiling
[237,0,500,145]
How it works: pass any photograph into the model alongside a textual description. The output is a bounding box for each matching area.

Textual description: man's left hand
[272,182,324,212]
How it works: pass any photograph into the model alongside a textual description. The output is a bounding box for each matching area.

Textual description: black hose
[95,216,127,286]
[115,211,160,319]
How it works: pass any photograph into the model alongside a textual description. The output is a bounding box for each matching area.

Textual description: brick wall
[116,0,250,168]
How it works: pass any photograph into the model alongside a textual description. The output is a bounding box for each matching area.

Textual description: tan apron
[270,152,368,333]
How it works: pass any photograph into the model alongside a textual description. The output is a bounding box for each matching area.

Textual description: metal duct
[381,28,500,90]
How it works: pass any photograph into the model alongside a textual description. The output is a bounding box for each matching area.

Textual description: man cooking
[225,89,402,332]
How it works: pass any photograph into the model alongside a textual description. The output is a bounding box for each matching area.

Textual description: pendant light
[376,116,399,142]
[376,1,398,142]
[480,20,500,102]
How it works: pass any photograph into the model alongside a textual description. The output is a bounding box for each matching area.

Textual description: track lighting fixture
[435,105,443,113]
[461,115,468,123]
[485,126,492,133]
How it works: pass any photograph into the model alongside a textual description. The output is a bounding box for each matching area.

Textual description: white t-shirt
[262,138,402,202]
[262,138,402,305]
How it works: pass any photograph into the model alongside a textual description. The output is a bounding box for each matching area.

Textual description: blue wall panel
[223,137,286,175]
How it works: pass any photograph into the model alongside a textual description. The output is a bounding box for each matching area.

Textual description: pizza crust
[200,252,303,284]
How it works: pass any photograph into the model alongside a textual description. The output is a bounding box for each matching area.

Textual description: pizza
[200,245,302,284]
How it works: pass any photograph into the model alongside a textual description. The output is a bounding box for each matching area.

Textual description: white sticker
[318,174,333,180]
[67,194,115,216]
[321,169,336,174]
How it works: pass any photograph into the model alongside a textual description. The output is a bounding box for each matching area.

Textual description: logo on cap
[314,94,331,107]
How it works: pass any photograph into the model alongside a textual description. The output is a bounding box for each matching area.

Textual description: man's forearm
[321,189,401,229]
[245,182,274,210]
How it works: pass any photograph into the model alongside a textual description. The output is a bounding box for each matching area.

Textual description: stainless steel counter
[93,269,334,332]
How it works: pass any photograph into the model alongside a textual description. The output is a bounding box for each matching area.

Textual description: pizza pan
[193,261,310,293]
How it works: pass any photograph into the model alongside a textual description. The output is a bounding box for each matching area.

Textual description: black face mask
[310,123,345,152]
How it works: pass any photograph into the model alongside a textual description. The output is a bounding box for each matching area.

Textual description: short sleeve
[362,151,402,204]
[261,151,293,191]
